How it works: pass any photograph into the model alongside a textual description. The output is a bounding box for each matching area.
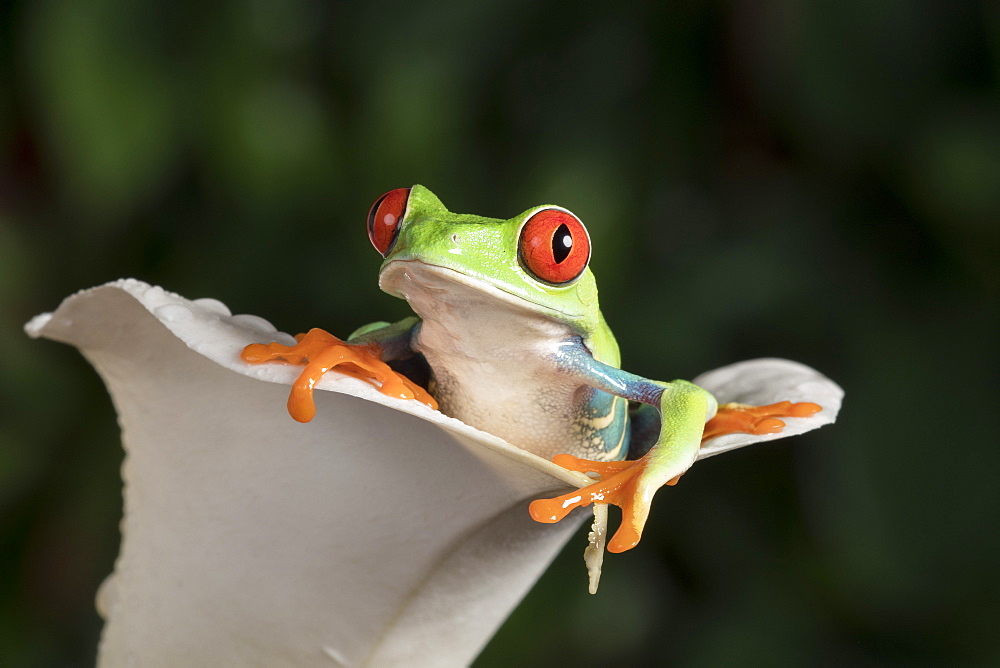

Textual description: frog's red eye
[367,187,411,256]
[519,208,591,284]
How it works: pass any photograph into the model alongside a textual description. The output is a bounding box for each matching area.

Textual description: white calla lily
[26,279,842,666]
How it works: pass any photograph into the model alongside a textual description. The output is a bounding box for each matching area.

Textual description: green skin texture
[352,185,718,542]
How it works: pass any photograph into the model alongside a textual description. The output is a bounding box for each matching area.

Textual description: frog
[241,185,820,554]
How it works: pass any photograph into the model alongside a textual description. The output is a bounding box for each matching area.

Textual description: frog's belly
[415,336,627,462]
[427,354,589,460]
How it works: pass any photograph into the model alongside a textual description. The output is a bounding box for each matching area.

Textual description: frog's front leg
[241,316,436,421]
[528,342,716,553]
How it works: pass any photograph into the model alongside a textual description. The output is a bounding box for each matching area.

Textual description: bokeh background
[2,0,998,664]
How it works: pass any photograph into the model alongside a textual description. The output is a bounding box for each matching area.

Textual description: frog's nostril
[451,234,460,244]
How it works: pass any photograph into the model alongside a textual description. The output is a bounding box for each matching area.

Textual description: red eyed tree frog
[242,186,820,553]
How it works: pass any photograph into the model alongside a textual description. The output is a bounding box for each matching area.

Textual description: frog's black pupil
[552,223,573,263]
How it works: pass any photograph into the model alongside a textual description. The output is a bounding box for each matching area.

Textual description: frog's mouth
[378,259,578,323]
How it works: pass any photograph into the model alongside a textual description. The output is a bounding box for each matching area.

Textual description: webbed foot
[241,328,437,422]
[531,400,823,553]
[529,454,652,553]
[701,401,820,441]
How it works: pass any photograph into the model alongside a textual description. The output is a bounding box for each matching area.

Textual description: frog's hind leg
[630,399,822,454]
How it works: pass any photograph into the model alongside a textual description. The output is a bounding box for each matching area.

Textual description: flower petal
[693,358,844,459]
[26,280,591,666]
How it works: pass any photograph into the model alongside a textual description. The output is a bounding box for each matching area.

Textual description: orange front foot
[241,328,437,422]
[701,400,821,442]
[531,400,823,553]
[529,454,651,553]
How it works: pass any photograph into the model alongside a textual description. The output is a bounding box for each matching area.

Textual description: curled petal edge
[25,280,842,663]
[26,279,592,666]
[694,358,844,459]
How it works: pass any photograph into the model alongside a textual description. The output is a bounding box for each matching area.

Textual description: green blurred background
[2,0,998,664]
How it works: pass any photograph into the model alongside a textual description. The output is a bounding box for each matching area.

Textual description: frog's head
[368,185,601,330]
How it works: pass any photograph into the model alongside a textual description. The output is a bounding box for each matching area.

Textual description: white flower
[26,279,843,666]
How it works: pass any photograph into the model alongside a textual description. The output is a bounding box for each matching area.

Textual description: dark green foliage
[1,0,997,664]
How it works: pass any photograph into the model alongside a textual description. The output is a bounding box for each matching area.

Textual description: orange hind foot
[701,400,821,441]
